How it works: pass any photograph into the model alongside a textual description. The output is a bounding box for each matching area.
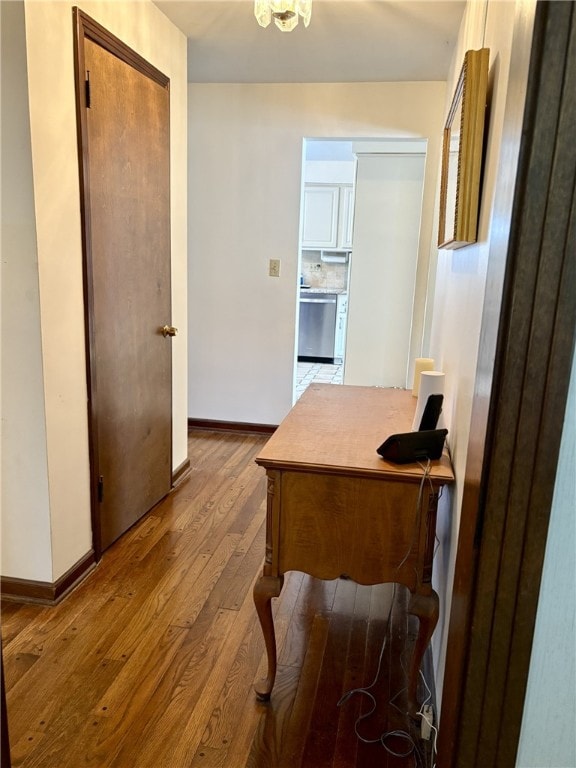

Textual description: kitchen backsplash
[301,251,349,291]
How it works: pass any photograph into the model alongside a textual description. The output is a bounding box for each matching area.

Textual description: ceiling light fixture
[254,0,312,32]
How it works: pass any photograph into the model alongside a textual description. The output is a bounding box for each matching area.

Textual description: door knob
[161,325,178,337]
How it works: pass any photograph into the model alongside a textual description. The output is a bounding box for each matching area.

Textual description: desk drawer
[273,471,434,590]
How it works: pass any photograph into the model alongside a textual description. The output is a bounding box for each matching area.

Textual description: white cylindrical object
[412,371,445,431]
[412,357,435,397]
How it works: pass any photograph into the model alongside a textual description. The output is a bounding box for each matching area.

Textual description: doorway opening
[294,137,429,403]
[294,139,354,401]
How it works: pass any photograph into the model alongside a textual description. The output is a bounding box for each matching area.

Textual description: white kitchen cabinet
[334,293,348,363]
[301,184,354,250]
[301,185,340,248]
[340,185,355,249]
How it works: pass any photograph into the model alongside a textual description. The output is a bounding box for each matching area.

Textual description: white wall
[1,0,53,581]
[345,152,425,387]
[516,344,576,768]
[428,0,535,704]
[187,82,445,425]
[0,0,188,583]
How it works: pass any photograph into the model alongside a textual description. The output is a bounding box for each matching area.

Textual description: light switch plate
[269,259,280,277]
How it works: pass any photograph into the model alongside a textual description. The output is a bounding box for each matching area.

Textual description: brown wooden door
[75,14,172,553]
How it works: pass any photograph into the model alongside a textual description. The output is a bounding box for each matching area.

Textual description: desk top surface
[256,384,454,484]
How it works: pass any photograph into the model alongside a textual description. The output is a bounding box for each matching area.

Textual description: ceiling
[152,0,466,83]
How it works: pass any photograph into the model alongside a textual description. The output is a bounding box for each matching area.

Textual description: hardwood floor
[1,430,432,768]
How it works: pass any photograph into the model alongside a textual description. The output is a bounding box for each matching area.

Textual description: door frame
[72,8,171,559]
[295,138,430,401]
[439,1,576,764]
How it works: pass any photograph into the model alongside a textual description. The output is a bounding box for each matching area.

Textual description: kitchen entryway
[294,139,352,404]
[294,137,429,402]
[295,361,343,400]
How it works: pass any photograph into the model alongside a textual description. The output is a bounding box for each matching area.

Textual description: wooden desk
[253,384,454,714]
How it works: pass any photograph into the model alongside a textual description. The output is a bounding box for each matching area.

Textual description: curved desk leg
[407,589,439,717]
[253,573,284,701]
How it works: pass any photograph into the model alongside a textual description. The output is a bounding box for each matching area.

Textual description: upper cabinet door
[301,185,340,248]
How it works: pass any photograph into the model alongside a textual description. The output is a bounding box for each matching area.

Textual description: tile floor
[295,360,343,399]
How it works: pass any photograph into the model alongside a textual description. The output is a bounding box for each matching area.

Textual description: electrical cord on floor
[390,622,438,768]
[338,459,440,766]
[336,584,425,767]
[415,670,438,768]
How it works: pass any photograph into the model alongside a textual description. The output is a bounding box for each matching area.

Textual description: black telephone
[377,429,448,464]
[376,395,447,464]
[418,393,443,431]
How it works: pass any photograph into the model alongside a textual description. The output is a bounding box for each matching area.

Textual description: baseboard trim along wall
[188,418,277,435]
[1,459,195,605]
[0,550,97,605]
[172,457,191,486]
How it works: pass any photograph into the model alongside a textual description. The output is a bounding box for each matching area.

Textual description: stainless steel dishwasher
[297,292,338,360]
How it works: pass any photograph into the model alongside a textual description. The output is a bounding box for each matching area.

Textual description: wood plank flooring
[1,430,432,768]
